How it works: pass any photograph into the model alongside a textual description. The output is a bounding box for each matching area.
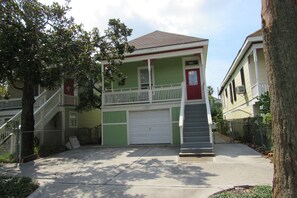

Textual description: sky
[42,0,262,97]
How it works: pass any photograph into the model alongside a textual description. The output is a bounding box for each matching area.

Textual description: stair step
[184,122,208,127]
[181,142,213,148]
[183,131,209,137]
[184,136,210,142]
[184,127,210,132]
[179,152,215,157]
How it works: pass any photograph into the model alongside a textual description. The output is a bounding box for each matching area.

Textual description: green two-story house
[101,31,213,154]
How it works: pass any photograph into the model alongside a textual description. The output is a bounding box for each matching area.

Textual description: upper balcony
[102,83,182,106]
[0,91,78,111]
[251,82,269,98]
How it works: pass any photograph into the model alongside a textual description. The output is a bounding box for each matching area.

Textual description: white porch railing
[0,90,48,145]
[103,84,182,106]
[251,82,269,98]
[0,90,47,110]
[35,89,62,130]
[179,82,186,144]
[0,98,22,110]
[203,82,213,144]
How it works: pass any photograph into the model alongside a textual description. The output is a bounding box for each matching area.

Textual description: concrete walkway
[0,144,273,198]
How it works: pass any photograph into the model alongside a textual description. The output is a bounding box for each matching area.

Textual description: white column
[148,59,152,103]
[253,49,260,95]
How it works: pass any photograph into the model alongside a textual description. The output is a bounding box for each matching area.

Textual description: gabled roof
[247,29,262,38]
[129,30,207,50]
[219,29,263,95]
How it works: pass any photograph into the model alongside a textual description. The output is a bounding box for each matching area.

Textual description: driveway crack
[103,147,153,185]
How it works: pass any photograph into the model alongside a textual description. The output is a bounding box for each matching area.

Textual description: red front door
[185,68,202,100]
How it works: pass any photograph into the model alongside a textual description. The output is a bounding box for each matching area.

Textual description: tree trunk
[261,0,297,197]
[21,79,35,161]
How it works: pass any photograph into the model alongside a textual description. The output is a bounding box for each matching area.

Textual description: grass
[0,176,39,198]
[210,185,272,198]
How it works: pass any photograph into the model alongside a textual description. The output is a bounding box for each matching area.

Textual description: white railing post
[204,82,213,144]
[179,82,186,144]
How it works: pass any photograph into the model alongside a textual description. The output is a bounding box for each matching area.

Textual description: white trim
[126,41,208,57]
[126,110,130,145]
[169,107,173,144]
[137,65,155,90]
[102,122,127,126]
[182,56,204,101]
[123,48,204,63]
[101,101,180,112]
[220,38,263,88]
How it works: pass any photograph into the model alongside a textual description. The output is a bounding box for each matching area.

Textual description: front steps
[180,104,214,157]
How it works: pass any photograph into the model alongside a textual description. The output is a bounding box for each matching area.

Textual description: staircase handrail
[34,88,61,129]
[179,82,186,144]
[203,82,213,143]
[0,90,47,144]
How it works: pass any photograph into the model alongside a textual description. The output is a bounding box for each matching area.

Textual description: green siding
[103,111,126,123]
[113,57,183,90]
[172,123,180,145]
[171,107,180,121]
[103,124,128,146]
[154,57,183,86]
[113,61,143,90]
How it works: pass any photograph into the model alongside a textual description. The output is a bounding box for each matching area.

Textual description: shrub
[0,176,39,197]
[0,152,15,163]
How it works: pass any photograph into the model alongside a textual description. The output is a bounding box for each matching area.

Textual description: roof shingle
[129,30,207,50]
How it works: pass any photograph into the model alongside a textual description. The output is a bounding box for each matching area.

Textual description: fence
[216,117,272,151]
[0,125,101,163]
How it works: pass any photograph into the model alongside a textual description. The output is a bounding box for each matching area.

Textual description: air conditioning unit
[236,85,246,94]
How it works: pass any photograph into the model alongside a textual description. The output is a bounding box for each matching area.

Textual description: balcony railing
[251,82,269,98]
[103,84,182,106]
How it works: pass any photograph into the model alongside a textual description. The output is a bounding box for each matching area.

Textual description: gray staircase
[180,104,214,156]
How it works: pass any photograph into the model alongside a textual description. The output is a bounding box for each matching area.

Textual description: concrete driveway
[0,144,273,198]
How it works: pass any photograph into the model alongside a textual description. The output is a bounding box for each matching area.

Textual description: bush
[0,152,15,163]
[0,176,39,197]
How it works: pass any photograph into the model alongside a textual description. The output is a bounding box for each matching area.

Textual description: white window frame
[138,66,154,90]
[69,111,78,128]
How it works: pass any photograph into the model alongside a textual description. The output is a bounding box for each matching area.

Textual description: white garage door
[129,110,171,144]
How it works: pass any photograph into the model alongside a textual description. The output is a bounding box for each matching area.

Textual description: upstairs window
[232,79,237,102]
[229,83,233,104]
[240,67,246,86]
[138,67,154,89]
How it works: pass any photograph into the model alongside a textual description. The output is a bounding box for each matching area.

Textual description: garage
[129,109,171,144]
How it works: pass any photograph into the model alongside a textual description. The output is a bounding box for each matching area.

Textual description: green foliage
[210,185,272,198]
[208,86,223,122]
[0,176,39,197]
[0,152,15,163]
[258,92,270,115]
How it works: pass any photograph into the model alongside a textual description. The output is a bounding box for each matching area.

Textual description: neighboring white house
[219,29,268,120]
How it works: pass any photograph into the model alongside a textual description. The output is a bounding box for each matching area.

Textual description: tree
[0,0,133,161]
[262,0,297,197]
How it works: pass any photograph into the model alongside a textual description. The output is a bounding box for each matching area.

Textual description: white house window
[138,67,154,89]
[69,111,77,128]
